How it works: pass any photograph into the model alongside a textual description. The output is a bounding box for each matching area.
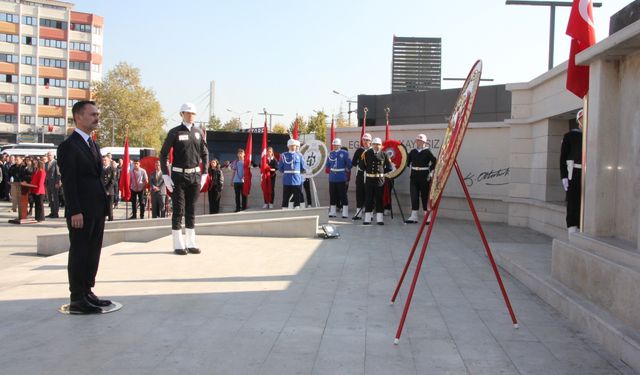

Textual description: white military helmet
[362,133,372,141]
[416,134,427,142]
[287,138,297,147]
[372,137,382,145]
[180,102,197,114]
[332,138,342,146]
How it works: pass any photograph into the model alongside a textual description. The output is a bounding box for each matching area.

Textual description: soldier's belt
[172,166,200,174]
[284,170,301,174]
[330,168,345,172]
[411,167,430,171]
[366,173,385,178]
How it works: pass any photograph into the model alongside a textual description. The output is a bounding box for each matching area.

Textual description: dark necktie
[88,138,99,159]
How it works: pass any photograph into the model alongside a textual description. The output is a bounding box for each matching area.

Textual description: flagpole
[579,94,588,232]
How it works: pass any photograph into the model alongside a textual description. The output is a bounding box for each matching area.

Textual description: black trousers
[282,185,301,207]
[234,183,247,211]
[171,172,200,230]
[151,192,165,218]
[67,215,105,301]
[329,181,348,206]
[364,178,384,213]
[47,185,60,215]
[410,176,431,211]
[355,172,365,208]
[301,179,312,206]
[105,195,113,220]
[130,189,146,218]
[208,189,221,214]
[34,194,44,221]
[566,169,581,228]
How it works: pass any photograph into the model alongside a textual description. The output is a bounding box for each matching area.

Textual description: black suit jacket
[57,131,108,218]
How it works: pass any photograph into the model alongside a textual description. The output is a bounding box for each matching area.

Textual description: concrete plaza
[0,202,635,374]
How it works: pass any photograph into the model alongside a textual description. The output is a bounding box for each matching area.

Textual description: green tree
[92,62,166,149]
[335,109,350,128]
[222,118,242,132]
[207,114,223,131]
[272,123,288,134]
[307,111,327,142]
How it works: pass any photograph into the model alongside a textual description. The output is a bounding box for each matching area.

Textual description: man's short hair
[71,100,96,119]
[237,148,244,153]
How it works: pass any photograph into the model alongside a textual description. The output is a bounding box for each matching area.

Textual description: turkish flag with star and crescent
[566,0,596,98]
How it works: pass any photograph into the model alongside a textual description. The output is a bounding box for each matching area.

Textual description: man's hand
[162,175,174,193]
[70,213,83,229]
[562,178,569,192]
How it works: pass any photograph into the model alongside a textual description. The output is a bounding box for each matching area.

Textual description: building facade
[0,0,103,145]
[391,36,441,93]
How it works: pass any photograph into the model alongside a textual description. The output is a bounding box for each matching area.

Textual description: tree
[307,111,327,142]
[222,118,242,132]
[207,114,223,131]
[289,117,307,136]
[272,123,288,134]
[335,107,350,128]
[92,62,166,149]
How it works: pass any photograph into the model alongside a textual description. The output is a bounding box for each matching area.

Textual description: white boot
[352,207,363,220]
[342,206,349,218]
[363,212,372,225]
[384,209,391,216]
[328,205,337,218]
[425,210,431,225]
[405,210,418,224]
[568,226,578,233]
[268,203,273,209]
[185,228,200,254]
[262,203,268,209]
[376,212,384,225]
[172,230,186,255]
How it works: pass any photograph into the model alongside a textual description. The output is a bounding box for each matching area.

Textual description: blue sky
[73,0,629,128]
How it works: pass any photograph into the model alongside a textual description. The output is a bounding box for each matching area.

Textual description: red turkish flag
[566,0,596,98]
[292,118,299,140]
[119,137,131,201]
[384,114,391,142]
[360,110,367,144]
[260,119,272,203]
[242,124,253,197]
[329,117,335,146]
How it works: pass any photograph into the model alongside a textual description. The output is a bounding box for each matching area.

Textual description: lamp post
[332,90,357,127]
[262,107,284,132]
[226,108,251,129]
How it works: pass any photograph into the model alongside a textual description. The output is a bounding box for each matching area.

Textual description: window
[1,114,18,124]
[69,61,90,71]
[70,23,91,32]
[22,36,36,45]
[38,97,66,107]
[0,94,18,103]
[21,115,35,125]
[39,38,66,49]
[22,16,36,26]
[0,13,19,23]
[70,42,90,51]
[22,96,35,105]
[1,74,17,83]
[39,57,66,68]
[91,63,100,73]
[93,26,102,35]
[39,18,67,30]
[21,55,35,65]
[0,53,18,63]
[39,77,66,88]
[68,80,89,89]
[92,44,101,54]
[0,33,19,44]
[39,116,65,126]
[21,76,36,85]
[68,99,80,107]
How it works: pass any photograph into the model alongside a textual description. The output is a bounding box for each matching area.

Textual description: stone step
[569,232,640,272]
[492,242,640,373]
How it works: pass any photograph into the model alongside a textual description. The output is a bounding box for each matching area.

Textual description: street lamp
[262,107,284,132]
[226,108,251,128]
[332,90,357,127]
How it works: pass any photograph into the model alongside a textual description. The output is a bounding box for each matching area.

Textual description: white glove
[163,175,174,193]
[561,178,568,192]
[200,174,208,190]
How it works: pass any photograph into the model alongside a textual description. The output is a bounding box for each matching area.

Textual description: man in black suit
[57,101,111,314]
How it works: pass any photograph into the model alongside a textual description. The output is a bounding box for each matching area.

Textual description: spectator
[30,160,46,222]
[207,159,224,214]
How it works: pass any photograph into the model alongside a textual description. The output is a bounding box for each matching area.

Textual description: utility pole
[209,80,215,119]
[262,107,283,132]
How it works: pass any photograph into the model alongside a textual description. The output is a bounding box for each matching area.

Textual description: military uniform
[101,163,116,221]
[362,147,393,224]
[406,147,437,222]
[278,150,305,208]
[560,128,582,229]
[326,147,351,217]
[351,146,367,218]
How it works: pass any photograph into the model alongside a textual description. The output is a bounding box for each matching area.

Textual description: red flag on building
[383,112,392,206]
[119,137,131,201]
[293,117,299,140]
[242,124,253,197]
[260,119,272,203]
[360,109,367,143]
[384,114,390,143]
[566,0,596,98]
[329,117,335,146]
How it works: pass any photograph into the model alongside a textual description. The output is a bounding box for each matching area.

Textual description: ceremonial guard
[278,139,305,209]
[405,134,437,224]
[350,133,372,220]
[362,137,393,225]
[326,138,351,218]
[160,103,208,255]
[560,109,584,233]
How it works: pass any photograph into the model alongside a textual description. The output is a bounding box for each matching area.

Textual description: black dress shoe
[86,292,112,307]
[187,247,201,254]
[377,222,384,225]
[174,248,187,255]
[363,221,371,226]
[69,298,102,314]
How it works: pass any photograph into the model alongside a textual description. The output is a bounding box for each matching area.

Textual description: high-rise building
[0,0,103,144]
[391,36,441,93]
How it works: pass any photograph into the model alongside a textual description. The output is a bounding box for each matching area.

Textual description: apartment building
[0,0,103,144]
